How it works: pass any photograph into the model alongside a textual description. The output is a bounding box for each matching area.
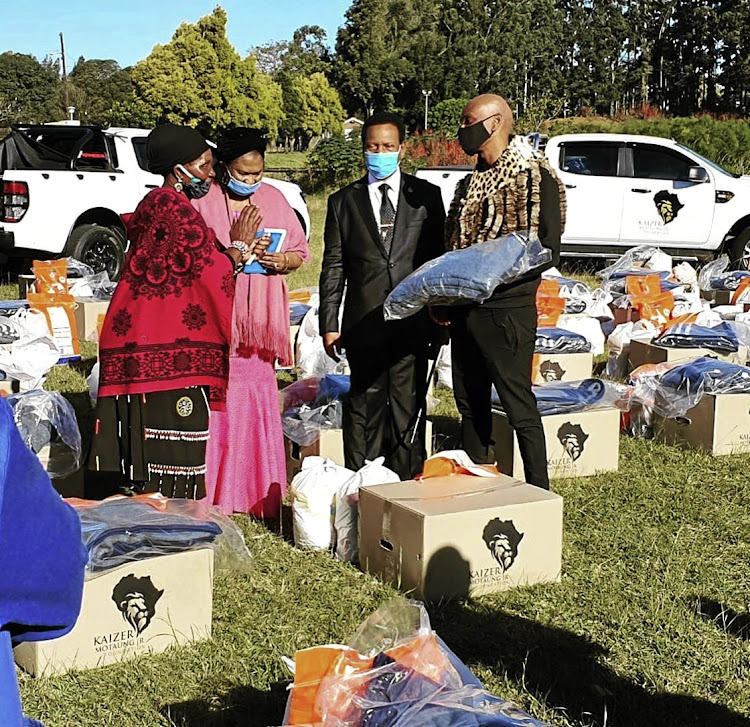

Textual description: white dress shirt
[368,168,401,223]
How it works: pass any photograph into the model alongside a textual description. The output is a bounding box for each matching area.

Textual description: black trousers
[451,304,549,489]
[343,339,429,480]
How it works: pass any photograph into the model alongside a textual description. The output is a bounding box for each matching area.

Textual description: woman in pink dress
[193,128,309,518]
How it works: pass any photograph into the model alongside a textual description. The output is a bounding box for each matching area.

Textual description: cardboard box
[654,393,750,455]
[14,548,213,676]
[532,352,594,384]
[359,474,563,600]
[612,306,640,326]
[493,407,620,479]
[628,339,747,372]
[74,299,110,343]
[285,421,435,482]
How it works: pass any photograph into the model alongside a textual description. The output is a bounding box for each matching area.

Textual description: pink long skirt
[206,354,286,517]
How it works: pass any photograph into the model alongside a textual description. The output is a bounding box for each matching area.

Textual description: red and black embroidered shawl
[98,187,234,401]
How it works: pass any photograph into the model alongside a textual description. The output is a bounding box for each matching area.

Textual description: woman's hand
[260,251,302,275]
[229,204,263,244]
[249,234,272,262]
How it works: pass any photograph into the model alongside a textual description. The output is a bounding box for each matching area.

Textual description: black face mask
[458,115,497,156]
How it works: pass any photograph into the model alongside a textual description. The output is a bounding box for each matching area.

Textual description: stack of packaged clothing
[283,599,551,727]
[281,375,351,447]
[653,321,739,353]
[535,327,591,354]
[493,378,629,417]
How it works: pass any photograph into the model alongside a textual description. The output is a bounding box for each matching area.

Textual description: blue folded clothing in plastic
[289,303,311,325]
[535,327,591,354]
[654,322,739,353]
[659,357,750,397]
[709,271,750,291]
[607,269,680,294]
[494,378,620,416]
[78,500,222,573]
[317,373,351,402]
[384,232,551,321]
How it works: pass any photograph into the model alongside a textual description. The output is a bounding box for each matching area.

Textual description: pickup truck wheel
[66,224,126,280]
[727,226,750,271]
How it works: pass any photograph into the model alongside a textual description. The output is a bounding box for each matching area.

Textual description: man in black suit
[319,112,445,479]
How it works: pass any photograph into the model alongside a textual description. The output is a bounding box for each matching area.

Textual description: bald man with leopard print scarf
[433,94,566,490]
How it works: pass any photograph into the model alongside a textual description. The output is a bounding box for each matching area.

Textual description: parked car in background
[417,133,750,267]
[0,124,310,279]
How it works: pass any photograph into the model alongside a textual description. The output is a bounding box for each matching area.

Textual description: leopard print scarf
[445,135,567,250]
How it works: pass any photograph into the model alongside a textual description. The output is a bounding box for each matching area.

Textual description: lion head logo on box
[540,360,565,382]
[482,519,524,572]
[557,421,589,462]
[111,575,164,635]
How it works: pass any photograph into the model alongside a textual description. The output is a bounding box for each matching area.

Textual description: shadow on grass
[162,681,289,727]
[693,596,750,641]
[429,600,750,727]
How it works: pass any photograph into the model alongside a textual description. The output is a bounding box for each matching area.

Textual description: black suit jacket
[319,173,446,350]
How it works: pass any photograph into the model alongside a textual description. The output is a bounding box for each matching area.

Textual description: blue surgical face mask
[365,151,400,180]
[176,164,212,199]
[227,175,261,197]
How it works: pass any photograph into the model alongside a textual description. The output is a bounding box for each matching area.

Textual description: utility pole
[422,89,432,132]
[60,32,70,109]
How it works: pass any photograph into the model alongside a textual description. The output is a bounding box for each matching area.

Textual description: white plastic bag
[606,320,656,380]
[556,314,606,356]
[290,457,355,550]
[334,457,400,564]
[296,296,349,379]
[435,340,453,389]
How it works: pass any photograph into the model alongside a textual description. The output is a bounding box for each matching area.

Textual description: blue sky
[2,1,351,68]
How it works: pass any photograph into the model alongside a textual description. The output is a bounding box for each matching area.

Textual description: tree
[68,58,135,124]
[0,52,60,125]
[278,71,345,149]
[127,7,284,137]
[427,98,468,137]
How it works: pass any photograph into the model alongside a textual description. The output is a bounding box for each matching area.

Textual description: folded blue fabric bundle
[655,322,739,353]
[384,233,550,321]
[78,500,221,573]
[606,269,680,295]
[535,327,591,354]
[289,303,311,325]
[709,271,750,291]
[494,378,614,416]
[317,373,351,402]
[282,374,350,446]
[659,357,750,398]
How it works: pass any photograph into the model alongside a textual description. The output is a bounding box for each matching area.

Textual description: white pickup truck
[417,133,750,268]
[0,124,310,279]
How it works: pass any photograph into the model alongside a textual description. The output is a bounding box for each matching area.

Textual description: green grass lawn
[8,195,750,726]
[265,151,309,170]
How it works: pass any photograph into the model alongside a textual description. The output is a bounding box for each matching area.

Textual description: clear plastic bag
[290,457,355,550]
[556,314,606,356]
[599,245,666,281]
[281,375,351,447]
[69,271,117,301]
[632,356,750,420]
[535,327,591,354]
[7,390,81,478]
[697,255,730,291]
[383,231,551,321]
[69,495,253,577]
[334,457,400,564]
[67,258,96,278]
[282,599,551,727]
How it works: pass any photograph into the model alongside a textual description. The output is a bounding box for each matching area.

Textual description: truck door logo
[653,191,684,225]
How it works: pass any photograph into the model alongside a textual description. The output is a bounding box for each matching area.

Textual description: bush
[403,132,470,173]
[427,98,469,138]
[306,135,363,191]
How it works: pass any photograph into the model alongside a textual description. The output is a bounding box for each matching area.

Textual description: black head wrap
[216,127,267,163]
[146,123,210,176]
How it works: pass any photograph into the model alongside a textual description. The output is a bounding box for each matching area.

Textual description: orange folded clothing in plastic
[419,456,498,479]
[536,279,566,327]
[625,273,663,298]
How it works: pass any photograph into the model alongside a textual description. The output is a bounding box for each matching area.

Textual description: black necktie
[379,183,395,255]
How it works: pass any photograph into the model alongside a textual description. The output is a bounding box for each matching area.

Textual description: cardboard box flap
[361,474,560,517]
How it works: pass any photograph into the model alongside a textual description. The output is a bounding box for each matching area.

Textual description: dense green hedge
[545,116,750,174]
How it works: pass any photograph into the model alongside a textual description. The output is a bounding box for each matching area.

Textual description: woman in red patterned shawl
[88,124,266,499]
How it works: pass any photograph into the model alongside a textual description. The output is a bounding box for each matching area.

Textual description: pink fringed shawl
[193,182,309,365]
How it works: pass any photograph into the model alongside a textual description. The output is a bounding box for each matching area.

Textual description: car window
[132,137,150,172]
[632,145,694,181]
[560,143,619,177]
